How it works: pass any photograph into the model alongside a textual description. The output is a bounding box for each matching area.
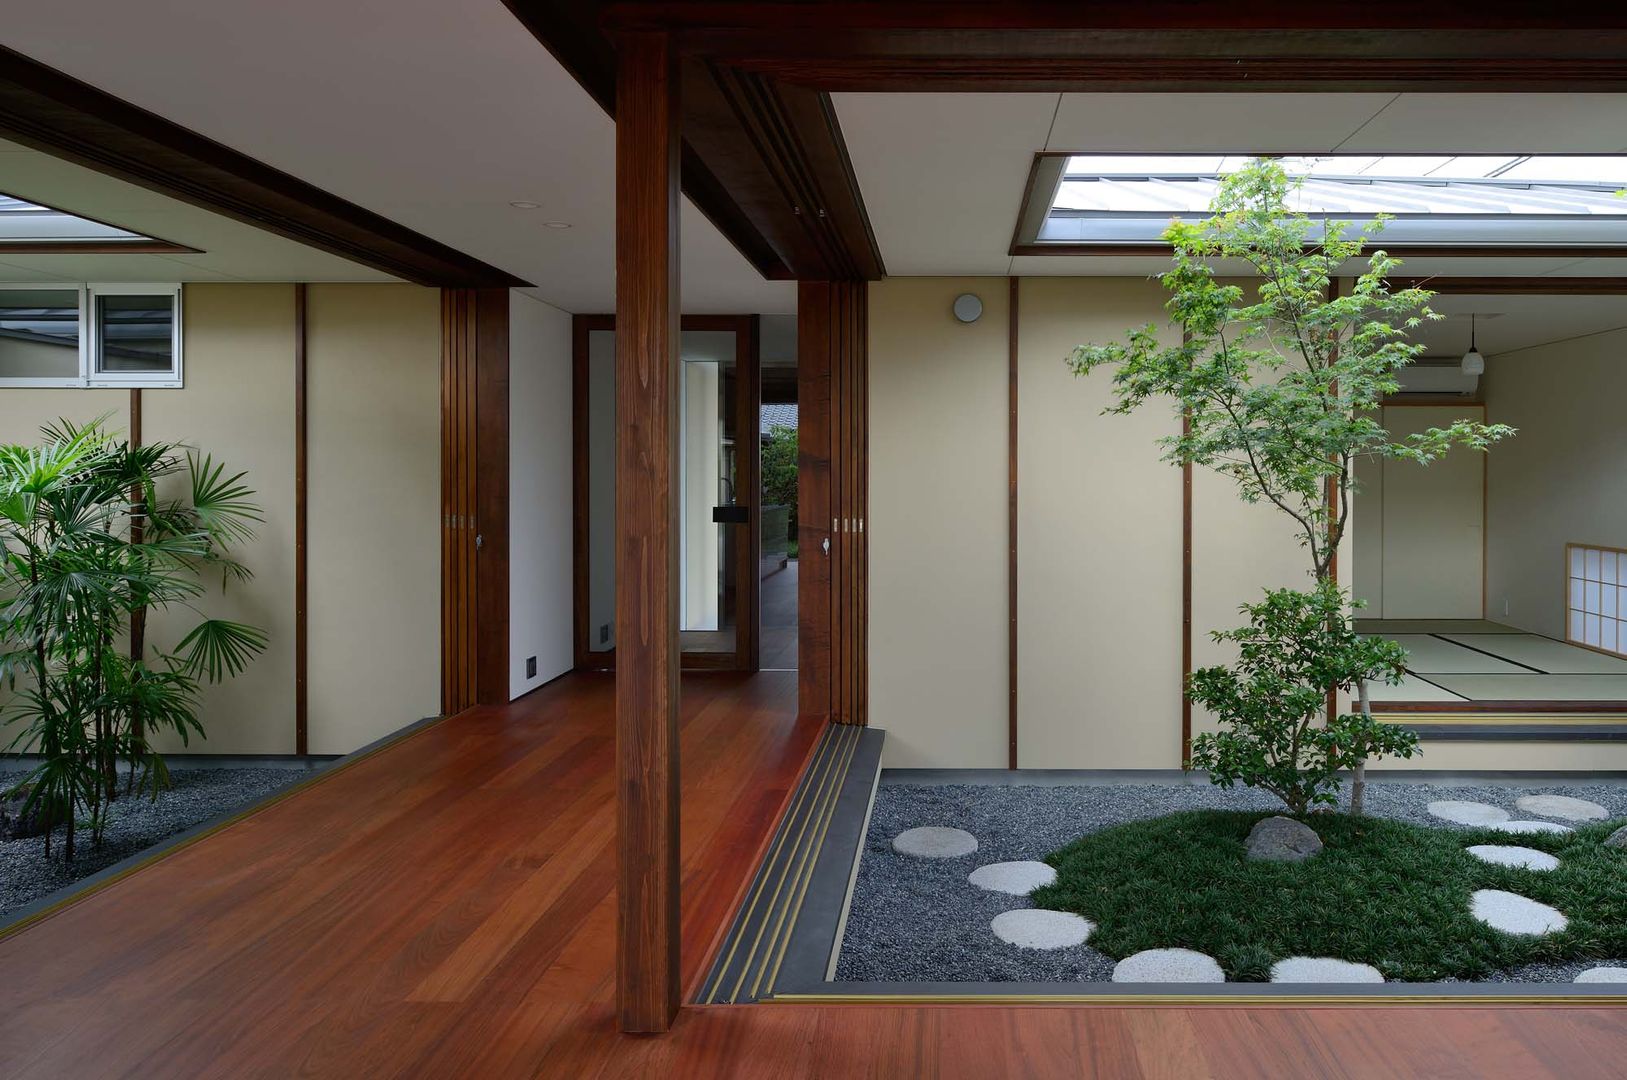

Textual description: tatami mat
[1423,674,1627,702]
[1367,673,1469,702]
[1354,619,1523,635]
[1439,634,1627,675]
[1367,635,1528,675]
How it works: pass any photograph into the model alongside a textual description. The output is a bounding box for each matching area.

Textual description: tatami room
[1353,290,1627,720]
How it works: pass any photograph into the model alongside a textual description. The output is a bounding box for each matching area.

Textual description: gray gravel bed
[834,780,1627,985]
[0,768,306,920]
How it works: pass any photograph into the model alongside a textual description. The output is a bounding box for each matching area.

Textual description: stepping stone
[1111,948,1225,983]
[991,909,1093,950]
[1515,794,1609,822]
[969,861,1057,895]
[1486,820,1573,836]
[1607,825,1627,850]
[891,826,977,858]
[1575,967,1627,983]
[1470,889,1568,936]
[1270,957,1384,984]
[1427,800,1510,826]
[1466,845,1559,872]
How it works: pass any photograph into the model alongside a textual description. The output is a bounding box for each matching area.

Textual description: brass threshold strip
[702,722,862,1004]
[764,991,1627,1006]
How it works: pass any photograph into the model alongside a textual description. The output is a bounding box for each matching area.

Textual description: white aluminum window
[0,283,181,388]
[1568,543,1627,658]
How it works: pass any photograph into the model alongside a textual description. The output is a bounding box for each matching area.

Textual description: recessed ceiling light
[542,221,572,230]
[509,200,542,209]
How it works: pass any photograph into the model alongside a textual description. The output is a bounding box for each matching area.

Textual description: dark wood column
[614,29,682,1034]
[797,280,868,726]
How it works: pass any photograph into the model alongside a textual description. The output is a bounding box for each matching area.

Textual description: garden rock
[0,786,57,840]
[1470,889,1567,936]
[969,861,1057,895]
[1575,967,1627,983]
[1245,816,1322,862]
[1487,820,1573,836]
[1466,845,1559,872]
[990,909,1093,950]
[1111,948,1226,983]
[1605,825,1627,850]
[1427,800,1510,826]
[1269,957,1384,984]
[1515,794,1608,822]
[891,826,977,859]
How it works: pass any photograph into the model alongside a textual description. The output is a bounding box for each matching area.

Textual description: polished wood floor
[3,670,1624,1078]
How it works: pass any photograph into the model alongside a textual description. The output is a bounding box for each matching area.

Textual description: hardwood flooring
[3,670,1624,1077]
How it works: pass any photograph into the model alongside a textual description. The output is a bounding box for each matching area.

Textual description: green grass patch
[1032,810,1627,981]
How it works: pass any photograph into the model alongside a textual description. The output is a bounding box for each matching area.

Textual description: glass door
[577,315,759,671]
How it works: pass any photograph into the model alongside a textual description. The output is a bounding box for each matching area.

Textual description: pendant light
[1460,312,1485,376]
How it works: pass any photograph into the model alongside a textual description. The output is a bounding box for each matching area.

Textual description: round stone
[1427,800,1510,826]
[969,860,1057,895]
[1466,845,1560,872]
[1269,957,1385,984]
[990,909,1093,950]
[1470,889,1568,936]
[1515,794,1609,822]
[891,826,977,859]
[1487,819,1574,836]
[1575,967,1627,983]
[1111,948,1226,983]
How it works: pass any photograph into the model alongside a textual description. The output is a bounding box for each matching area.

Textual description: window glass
[95,292,175,374]
[0,288,80,380]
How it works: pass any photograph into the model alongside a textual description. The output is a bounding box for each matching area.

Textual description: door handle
[822,537,830,555]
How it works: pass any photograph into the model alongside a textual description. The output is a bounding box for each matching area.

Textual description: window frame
[0,281,88,388]
[1566,542,1627,659]
[0,282,182,389]
[86,282,183,389]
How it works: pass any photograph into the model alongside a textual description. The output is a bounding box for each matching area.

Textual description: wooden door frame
[572,312,762,673]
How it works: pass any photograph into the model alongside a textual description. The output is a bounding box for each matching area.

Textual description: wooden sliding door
[798,280,868,725]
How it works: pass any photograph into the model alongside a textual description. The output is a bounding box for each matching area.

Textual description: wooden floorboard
[5,669,1625,1077]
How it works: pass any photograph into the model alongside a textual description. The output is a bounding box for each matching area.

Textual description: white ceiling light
[1461,313,1485,376]
[542,221,572,230]
[508,200,541,209]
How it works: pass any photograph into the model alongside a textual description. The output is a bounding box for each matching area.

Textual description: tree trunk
[1351,677,1373,816]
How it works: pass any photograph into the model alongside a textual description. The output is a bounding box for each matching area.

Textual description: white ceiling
[1413,295,1627,358]
[837,92,1627,277]
[0,1,794,314]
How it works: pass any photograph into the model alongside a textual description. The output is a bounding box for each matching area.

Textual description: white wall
[508,291,574,698]
[1485,327,1627,638]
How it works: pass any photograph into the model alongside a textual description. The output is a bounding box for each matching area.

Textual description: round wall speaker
[952,293,983,323]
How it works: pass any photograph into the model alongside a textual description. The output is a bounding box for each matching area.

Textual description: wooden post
[614,29,682,1034]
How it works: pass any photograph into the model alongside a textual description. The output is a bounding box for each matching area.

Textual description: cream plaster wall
[1484,328,1627,639]
[868,278,1009,768]
[1016,278,1184,768]
[305,284,441,755]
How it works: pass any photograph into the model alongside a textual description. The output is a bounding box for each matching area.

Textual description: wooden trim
[614,29,683,1034]
[1012,243,1627,260]
[1390,277,1627,296]
[570,313,762,673]
[1181,411,1193,768]
[1008,277,1020,769]
[293,284,308,755]
[0,45,524,288]
[0,240,202,254]
[1376,699,1627,714]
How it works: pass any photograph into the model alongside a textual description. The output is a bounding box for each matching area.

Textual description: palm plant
[0,418,266,858]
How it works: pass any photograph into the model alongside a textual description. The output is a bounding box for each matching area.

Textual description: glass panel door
[580,317,759,670]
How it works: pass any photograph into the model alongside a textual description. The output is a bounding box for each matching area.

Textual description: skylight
[0,193,163,247]
[1017,155,1627,251]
